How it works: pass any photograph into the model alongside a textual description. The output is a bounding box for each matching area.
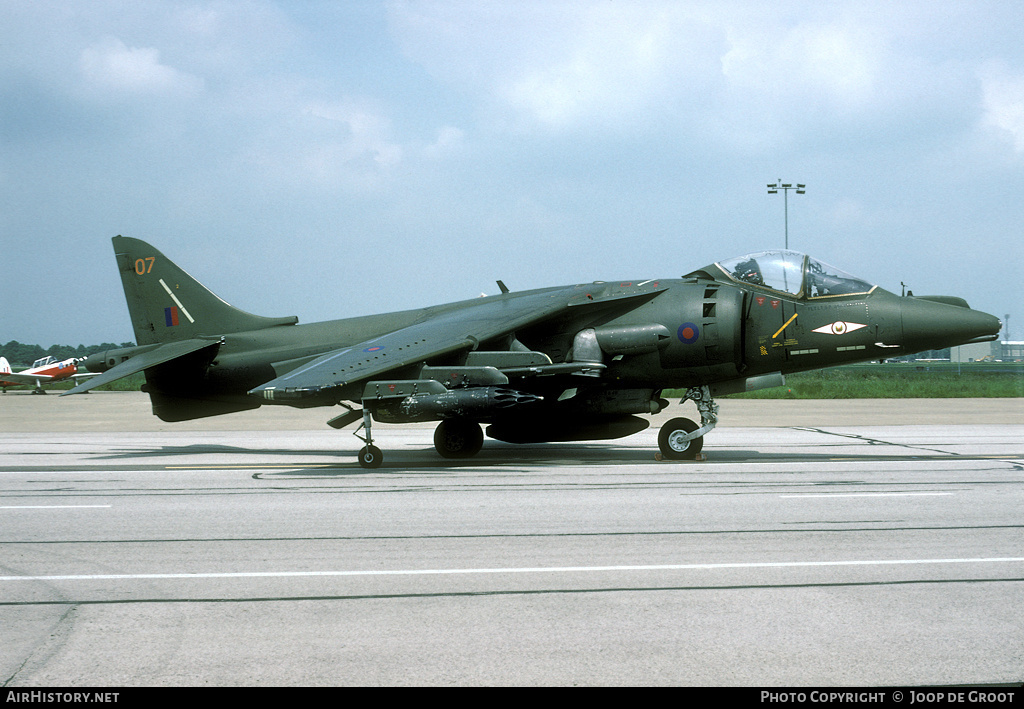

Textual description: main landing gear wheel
[658,417,703,460]
[358,445,383,469]
[434,420,484,459]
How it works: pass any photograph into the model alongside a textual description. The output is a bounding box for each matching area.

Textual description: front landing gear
[657,385,719,461]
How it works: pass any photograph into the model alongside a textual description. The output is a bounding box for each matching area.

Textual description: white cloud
[388,1,902,140]
[389,1,993,160]
[305,100,404,168]
[723,19,881,111]
[423,126,465,158]
[235,99,407,196]
[390,1,723,130]
[827,197,870,228]
[498,4,697,127]
[79,37,203,96]
[979,63,1024,153]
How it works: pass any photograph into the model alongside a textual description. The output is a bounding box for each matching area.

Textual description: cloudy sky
[2,0,1022,349]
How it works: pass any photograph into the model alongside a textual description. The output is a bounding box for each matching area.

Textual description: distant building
[951,341,1024,362]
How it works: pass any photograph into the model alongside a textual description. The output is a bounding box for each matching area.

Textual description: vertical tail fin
[0,357,10,374]
[112,236,298,345]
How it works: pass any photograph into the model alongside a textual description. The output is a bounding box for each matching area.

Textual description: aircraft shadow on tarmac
[94,436,982,473]
[98,444,345,459]
[91,441,974,478]
[255,451,967,477]
[96,441,785,470]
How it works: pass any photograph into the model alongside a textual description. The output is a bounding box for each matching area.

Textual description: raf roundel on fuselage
[710,251,875,299]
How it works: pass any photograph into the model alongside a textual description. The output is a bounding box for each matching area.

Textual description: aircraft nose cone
[900,297,1002,353]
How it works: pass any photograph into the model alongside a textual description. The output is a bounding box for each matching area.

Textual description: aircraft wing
[62,339,220,395]
[251,285,595,402]
[0,371,54,385]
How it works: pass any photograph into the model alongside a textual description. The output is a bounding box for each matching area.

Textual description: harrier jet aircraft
[66,236,1000,467]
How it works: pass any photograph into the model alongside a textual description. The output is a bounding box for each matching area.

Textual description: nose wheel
[658,385,718,461]
[658,417,703,460]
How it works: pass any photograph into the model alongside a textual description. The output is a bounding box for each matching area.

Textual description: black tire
[434,420,484,459]
[658,417,703,460]
[358,445,383,469]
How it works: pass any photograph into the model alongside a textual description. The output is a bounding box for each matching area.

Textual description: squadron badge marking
[812,321,868,335]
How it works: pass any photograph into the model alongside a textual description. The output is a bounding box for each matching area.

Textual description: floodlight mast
[767,180,806,250]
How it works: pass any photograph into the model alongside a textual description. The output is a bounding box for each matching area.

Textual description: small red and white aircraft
[0,355,97,394]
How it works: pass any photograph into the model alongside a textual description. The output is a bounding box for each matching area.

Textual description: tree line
[1,341,136,367]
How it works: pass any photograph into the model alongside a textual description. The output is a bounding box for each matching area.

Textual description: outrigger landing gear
[354,409,383,469]
[657,385,719,461]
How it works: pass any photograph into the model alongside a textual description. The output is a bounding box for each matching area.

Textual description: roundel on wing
[677,322,700,344]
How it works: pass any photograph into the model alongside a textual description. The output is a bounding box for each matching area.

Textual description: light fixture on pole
[767,180,805,250]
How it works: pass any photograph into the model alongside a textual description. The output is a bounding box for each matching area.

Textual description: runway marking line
[165,465,338,470]
[0,505,112,510]
[3,557,1023,582]
[780,492,954,498]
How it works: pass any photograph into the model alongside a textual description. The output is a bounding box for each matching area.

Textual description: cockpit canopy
[704,251,875,299]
